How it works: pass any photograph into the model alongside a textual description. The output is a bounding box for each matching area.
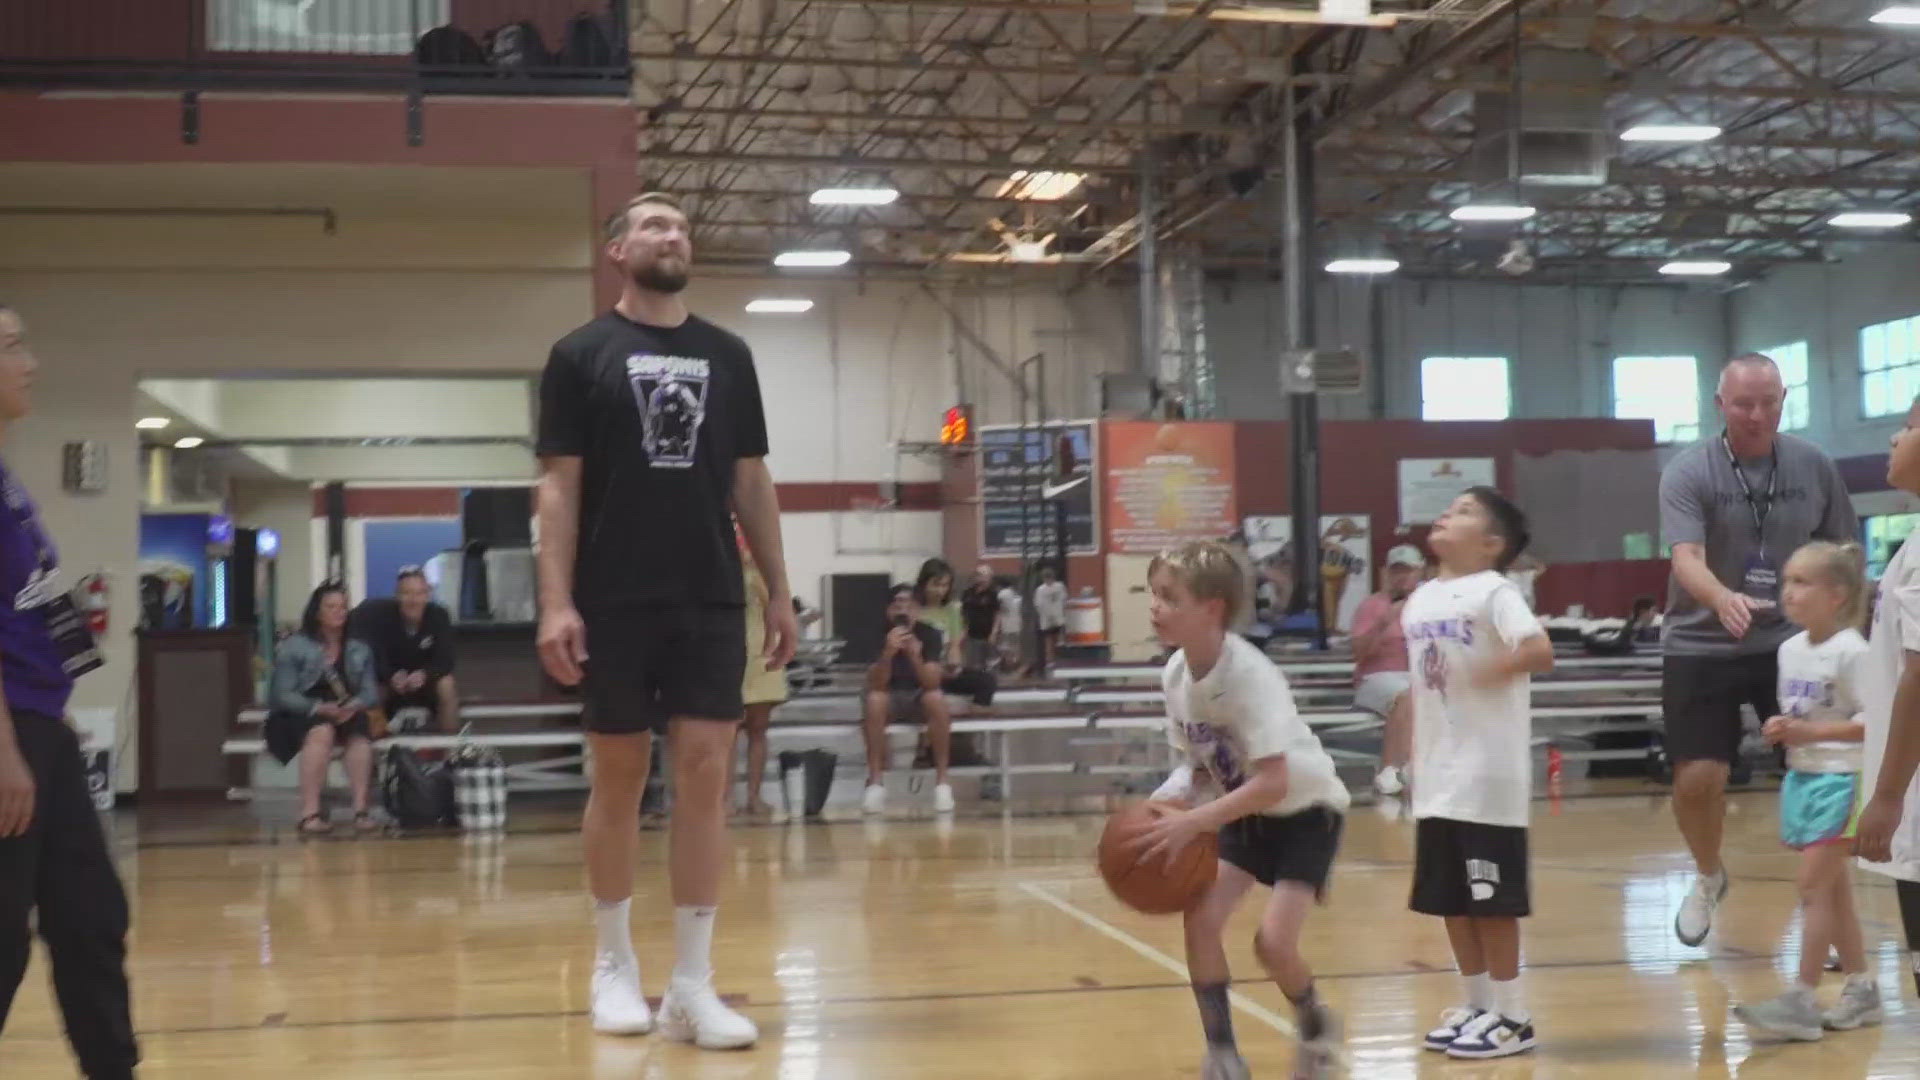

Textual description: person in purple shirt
[0,304,138,1079]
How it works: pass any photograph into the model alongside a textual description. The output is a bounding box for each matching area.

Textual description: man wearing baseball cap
[1350,544,1426,796]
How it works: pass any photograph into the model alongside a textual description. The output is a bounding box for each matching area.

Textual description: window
[208,0,449,55]
[1867,513,1917,580]
[1421,357,1511,420]
[1759,341,1810,430]
[1861,314,1920,418]
[1612,356,1700,443]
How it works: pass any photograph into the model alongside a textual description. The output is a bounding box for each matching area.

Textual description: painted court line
[1017,882,1297,1037]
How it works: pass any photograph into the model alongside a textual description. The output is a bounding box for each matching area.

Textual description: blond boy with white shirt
[1403,487,1554,1060]
[1129,541,1351,1080]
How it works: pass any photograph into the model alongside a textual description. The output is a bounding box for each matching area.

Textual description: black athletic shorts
[581,605,746,734]
[1218,806,1344,901]
[1409,816,1530,918]
[1661,652,1779,765]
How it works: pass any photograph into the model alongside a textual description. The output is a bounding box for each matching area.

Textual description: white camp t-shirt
[997,586,1023,637]
[1776,628,1867,773]
[1860,528,1920,882]
[1035,581,1067,630]
[1403,570,1547,828]
[1161,634,1352,817]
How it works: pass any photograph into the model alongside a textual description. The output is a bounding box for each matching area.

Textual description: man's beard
[631,262,689,294]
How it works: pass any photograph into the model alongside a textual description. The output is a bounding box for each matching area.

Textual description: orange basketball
[1096,801,1218,915]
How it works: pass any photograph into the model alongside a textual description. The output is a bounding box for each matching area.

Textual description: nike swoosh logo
[1041,476,1088,500]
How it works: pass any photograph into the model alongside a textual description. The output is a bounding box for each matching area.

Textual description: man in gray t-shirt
[1659,354,1855,950]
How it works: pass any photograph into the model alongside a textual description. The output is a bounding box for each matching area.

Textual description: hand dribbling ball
[1096,801,1217,914]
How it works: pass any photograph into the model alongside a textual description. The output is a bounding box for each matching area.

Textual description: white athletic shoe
[1445,1011,1535,1059]
[1373,766,1406,797]
[1675,868,1728,947]
[1824,976,1884,1031]
[932,783,956,813]
[589,954,654,1035]
[658,979,759,1050]
[863,784,887,815]
[1200,1045,1250,1080]
[1733,988,1823,1041]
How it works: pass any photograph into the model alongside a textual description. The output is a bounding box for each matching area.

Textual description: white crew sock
[671,905,718,989]
[1463,972,1494,1012]
[594,897,638,966]
[1493,973,1529,1023]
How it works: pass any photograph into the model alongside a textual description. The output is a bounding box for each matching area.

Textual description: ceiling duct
[1470,48,1611,188]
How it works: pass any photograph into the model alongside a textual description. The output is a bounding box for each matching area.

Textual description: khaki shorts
[1354,671,1410,718]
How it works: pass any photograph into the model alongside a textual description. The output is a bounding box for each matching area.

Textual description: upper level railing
[1,0,630,96]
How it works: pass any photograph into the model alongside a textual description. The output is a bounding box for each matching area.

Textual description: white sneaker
[1373,766,1406,797]
[1733,988,1823,1041]
[1824,976,1884,1031]
[589,954,653,1035]
[658,979,758,1050]
[1423,1006,1483,1052]
[862,784,886,815]
[1445,1011,1535,1059]
[932,783,956,813]
[1675,868,1728,947]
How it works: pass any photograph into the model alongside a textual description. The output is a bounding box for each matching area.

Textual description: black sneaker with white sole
[1445,1012,1536,1059]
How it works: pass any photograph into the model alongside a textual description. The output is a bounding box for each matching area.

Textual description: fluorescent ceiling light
[1325,257,1400,274]
[773,249,851,268]
[745,298,815,314]
[1869,6,1920,26]
[1659,259,1732,276]
[1830,210,1913,228]
[173,436,205,449]
[1449,203,1537,223]
[810,187,899,206]
[994,170,1083,201]
[1620,123,1722,143]
[135,417,170,430]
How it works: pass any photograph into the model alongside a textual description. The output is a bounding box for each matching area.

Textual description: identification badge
[1741,554,1779,605]
[43,590,103,678]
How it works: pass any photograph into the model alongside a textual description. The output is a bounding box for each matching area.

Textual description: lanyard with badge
[1723,433,1780,606]
[2,468,102,678]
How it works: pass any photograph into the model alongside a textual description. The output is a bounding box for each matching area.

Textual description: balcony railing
[1,1,629,96]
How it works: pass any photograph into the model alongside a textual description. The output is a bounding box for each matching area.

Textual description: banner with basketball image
[1242,514,1372,633]
[1103,422,1237,554]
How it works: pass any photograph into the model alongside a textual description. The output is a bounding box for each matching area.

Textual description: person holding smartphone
[860,584,953,815]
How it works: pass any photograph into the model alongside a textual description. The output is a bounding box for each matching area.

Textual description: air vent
[1471,48,1611,188]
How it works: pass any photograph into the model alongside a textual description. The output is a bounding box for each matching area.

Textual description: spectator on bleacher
[734,529,786,817]
[1034,564,1067,668]
[996,576,1024,672]
[350,567,458,733]
[914,558,963,670]
[959,564,1001,672]
[268,583,382,836]
[1351,544,1423,797]
[862,584,954,815]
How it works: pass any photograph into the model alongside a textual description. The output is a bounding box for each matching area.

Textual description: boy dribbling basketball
[1404,487,1553,1059]
[1130,541,1352,1080]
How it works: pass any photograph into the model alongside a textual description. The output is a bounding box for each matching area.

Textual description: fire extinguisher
[80,572,109,636]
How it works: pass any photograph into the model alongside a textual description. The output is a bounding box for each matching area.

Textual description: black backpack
[383,746,456,829]
[560,13,619,69]
[485,20,553,72]
[413,25,487,69]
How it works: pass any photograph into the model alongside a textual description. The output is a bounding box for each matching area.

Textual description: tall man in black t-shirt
[535,192,797,1051]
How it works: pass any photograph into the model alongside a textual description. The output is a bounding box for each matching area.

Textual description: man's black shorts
[581,605,746,734]
[1409,816,1530,918]
[1661,652,1779,765]
[1218,806,1344,901]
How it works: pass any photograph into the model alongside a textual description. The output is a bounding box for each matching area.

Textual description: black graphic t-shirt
[537,311,770,610]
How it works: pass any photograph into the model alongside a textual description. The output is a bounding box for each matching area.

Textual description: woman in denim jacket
[267,582,380,835]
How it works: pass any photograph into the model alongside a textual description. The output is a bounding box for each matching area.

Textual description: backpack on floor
[383,746,456,829]
[560,12,619,68]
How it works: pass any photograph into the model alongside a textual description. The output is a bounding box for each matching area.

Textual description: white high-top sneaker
[589,954,654,1035]
[658,979,759,1050]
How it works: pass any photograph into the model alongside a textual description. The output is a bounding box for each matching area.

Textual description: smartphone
[891,614,912,630]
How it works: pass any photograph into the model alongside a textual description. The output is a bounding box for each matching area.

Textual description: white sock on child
[1465,972,1494,1012]
[671,905,718,988]
[594,897,637,965]
[1493,973,1529,1023]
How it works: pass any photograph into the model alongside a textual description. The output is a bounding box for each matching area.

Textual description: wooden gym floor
[5,784,1920,1078]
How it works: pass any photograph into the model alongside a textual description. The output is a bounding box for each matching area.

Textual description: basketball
[1096,801,1218,914]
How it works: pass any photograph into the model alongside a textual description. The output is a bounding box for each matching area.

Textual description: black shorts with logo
[581,605,746,734]
[1661,652,1779,765]
[1218,806,1344,901]
[1410,816,1531,918]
